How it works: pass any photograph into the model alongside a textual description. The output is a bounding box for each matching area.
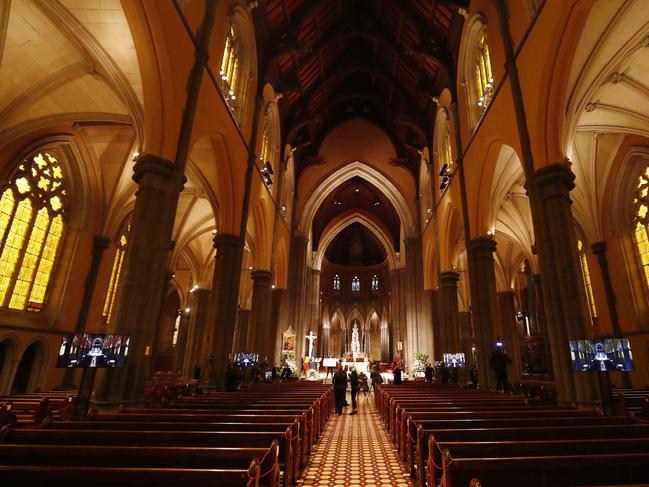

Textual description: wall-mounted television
[443,353,466,368]
[56,333,130,368]
[569,339,634,372]
[233,352,259,367]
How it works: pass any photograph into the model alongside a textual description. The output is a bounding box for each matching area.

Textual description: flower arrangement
[413,352,429,377]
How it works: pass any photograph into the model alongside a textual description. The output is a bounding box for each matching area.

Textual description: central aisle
[301,391,413,487]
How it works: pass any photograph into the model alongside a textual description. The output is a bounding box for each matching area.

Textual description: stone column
[173,309,191,373]
[182,288,210,377]
[97,155,179,403]
[303,267,321,356]
[498,290,522,382]
[468,236,500,390]
[233,308,250,355]
[591,241,632,388]
[405,237,429,367]
[287,236,309,359]
[247,269,274,362]
[533,163,597,404]
[459,311,474,367]
[207,233,243,388]
[438,271,461,355]
[60,235,110,388]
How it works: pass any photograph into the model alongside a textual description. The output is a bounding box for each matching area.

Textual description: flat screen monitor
[56,333,130,368]
[322,358,338,367]
[443,353,465,368]
[569,339,634,372]
[234,352,259,367]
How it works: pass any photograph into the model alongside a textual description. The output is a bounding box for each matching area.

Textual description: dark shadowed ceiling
[325,222,387,266]
[254,0,467,177]
[311,176,400,252]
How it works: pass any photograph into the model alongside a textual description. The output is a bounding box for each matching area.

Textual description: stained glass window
[0,152,66,311]
[475,33,494,110]
[371,275,379,291]
[633,165,649,287]
[333,274,341,291]
[577,240,597,326]
[172,310,181,346]
[352,276,360,292]
[102,224,130,325]
[220,25,241,121]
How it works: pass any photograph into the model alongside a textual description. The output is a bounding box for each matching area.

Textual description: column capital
[533,163,576,197]
[439,270,460,287]
[92,235,111,255]
[497,289,516,297]
[469,236,497,254]
[590,240,607,256]
[132,153,175,184]
[250,269,273,284]
[213,232,242,250]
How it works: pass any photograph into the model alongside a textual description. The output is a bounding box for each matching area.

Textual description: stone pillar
[247,269,274,362]
[591,241,632,388]
[182,288,210,377]
[208,233,243,388]
[272,289,290,360]
[61,235,111,388]
[468,236,500,390]
[498,290,523,383]
[304,267,321,356]
[98,155,179,403]
[173,309,191,373]
[287,236,309,359]
[405,237,430,367]
[233,309,250,355]
[390,268,408,363]
[533,163,598,404]
[438,271,461,355]
[459,311,474,367]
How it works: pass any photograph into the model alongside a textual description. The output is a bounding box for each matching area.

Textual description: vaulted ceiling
[325,222,387,266]
[254,0,467,177]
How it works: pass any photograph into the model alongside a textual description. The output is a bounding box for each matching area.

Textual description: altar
[340,323,372,375]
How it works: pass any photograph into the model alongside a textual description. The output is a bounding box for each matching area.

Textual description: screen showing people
[56,333,130,368]
[233,352,259,367]
[443,352,466,368]
[569,338,634,372]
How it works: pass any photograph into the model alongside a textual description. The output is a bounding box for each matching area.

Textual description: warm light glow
[634,166,649,286]
[103,224,130,325]
[577,239,598,326]
[220,25,241,122]
[0,152,66,311]
[475,33,494,110]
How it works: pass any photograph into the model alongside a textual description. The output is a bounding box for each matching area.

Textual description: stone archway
[12,341,46,394]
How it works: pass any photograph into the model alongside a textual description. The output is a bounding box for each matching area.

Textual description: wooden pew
[92,410,312,467]
[427,437,649,487]
[442,452,649,487]
[0,425,294,486]
[410,416,636,479]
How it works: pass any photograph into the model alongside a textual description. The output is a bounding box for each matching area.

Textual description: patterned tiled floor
[300,391,413,486]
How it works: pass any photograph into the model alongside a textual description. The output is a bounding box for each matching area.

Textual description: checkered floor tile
[300,391,413,486]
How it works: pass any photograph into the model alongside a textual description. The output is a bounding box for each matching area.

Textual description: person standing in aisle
[333,364,348,415]
[349,368,359,415]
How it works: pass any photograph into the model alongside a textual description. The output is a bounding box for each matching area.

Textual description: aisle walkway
[300,391,413,487]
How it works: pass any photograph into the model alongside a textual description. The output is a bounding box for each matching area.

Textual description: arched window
[220,25,242,121]
[633,165,649,286]
[259,100,280,192]
[474,33,494,110]
[0,152,66,311]
[461,16,495,129]
[172,309,182,347]
[352,276,360,292]
[102,224,130,325]
[577,240,598,326]
[371,275,379,291]
[333,274,341,291]
[435,109,454,192]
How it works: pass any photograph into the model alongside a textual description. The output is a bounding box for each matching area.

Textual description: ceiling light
[355,186,360,193]
[373,200,380,206]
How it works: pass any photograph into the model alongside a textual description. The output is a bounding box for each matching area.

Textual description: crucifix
[306,330,317,358]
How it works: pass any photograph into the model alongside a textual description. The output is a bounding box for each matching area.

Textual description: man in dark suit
[333,365,348,415]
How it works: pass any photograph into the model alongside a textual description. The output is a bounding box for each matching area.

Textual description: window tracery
[220,25,241,122]
[0,152,66,311]
[352,276,360,292]
[102,224,130,325]
[633,165,649,287]
[577,239,597,326]
[475,33,494,111]
[371,274,379,291]
[333,274,341,291]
